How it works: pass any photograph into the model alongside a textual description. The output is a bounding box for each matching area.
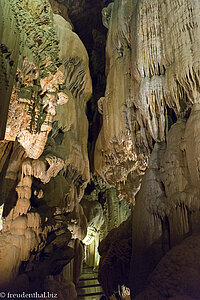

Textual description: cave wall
[0,0,92,297]
[94,0,200,202]
[96,0,200,299]
[1,0,200,299]
[81,178,131,268]
[0,0,20,140]
[4,0,62,158]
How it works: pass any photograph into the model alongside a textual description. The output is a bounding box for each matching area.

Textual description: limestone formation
[2,0,200,299]
[0,0,19,139]
[102,2,114,29]
[135,234,200,300]
[96,0,200,299]
[0,0,92,294]
[81,195,105,267]
[94,0,200,203]
[2,0,64,159]
[130,115,200,295]
[81,175,131,268]
[98,216,132,298]
[49,0,70,23]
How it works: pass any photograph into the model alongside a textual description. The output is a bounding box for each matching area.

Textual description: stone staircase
[77,264,104,299]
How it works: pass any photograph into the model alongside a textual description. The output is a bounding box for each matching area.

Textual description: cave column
[0,0,20,139]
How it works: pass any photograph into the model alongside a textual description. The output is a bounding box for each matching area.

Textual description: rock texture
[130,115,200,296]
[0,0,92,296]
[0,0,19,139]
[94,0,200,202]
[4,0,63,158]
[2,0,200,299]
[98,216,132,298]
[96,0,200,299]
[135,234,200,300]
[81,175,131,268]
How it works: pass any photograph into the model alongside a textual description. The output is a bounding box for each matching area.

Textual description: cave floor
[77,264,104,299]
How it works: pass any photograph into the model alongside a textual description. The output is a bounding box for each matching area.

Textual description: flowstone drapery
[94,0,200,203]
[96,0,200,298]
[1,0,200,299]
[0,1,92,297]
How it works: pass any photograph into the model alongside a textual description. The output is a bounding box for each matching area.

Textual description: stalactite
[0,1,92,296]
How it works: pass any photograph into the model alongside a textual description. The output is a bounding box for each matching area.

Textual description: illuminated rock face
[40,13,92,241]
[3,0,63,158]
[1,0,200,299]
[0,0,92,295]
[130,112,200,296]
[96,0,200,298]
[0,0,20,140]
[94,0,200,202]
[0,205,4,231]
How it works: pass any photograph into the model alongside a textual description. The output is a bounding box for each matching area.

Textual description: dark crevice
[161,215,171,254]
[65,0,113,170]
[167,105,177,130]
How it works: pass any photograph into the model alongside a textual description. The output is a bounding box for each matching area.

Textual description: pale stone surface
[96,0,200,298]
[131,115,200,294]
[0,0,19,139]
[2,0,200,299]
[2,0,64,158]
[94,0,200,203]
[0,1,92,293]
[0,205,4,231]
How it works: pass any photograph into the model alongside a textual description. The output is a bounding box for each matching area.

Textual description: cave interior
[1,0,200,300]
